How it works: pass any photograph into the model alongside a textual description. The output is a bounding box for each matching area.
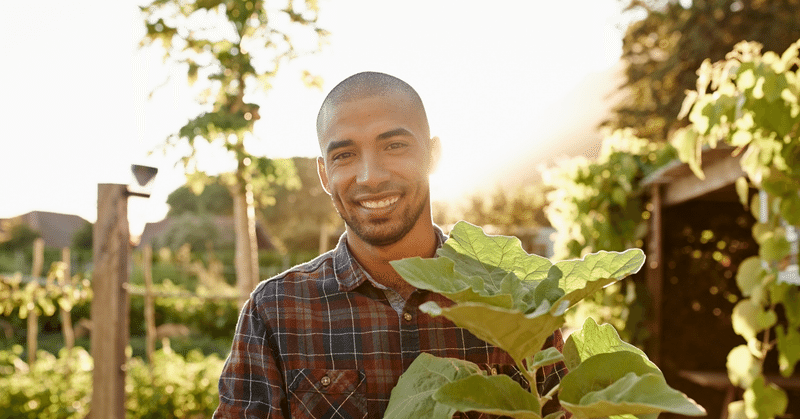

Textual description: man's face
[317,91,434,247]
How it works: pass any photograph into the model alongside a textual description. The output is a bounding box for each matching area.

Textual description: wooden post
[90,184,130,419]
[143,245,156,364]
[646,184,664,366]
[61,247,74,351]
[27,238,44,364]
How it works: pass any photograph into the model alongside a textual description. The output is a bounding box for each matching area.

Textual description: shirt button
[403,312,413,322]
[490,368,498,376]
[321,376,331,386]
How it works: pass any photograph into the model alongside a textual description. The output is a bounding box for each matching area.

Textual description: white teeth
[361,196,399,209]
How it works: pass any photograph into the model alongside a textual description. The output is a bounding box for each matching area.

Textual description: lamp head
[128,164,159,198]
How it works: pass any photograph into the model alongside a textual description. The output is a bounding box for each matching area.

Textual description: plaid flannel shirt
[214,228,569,419]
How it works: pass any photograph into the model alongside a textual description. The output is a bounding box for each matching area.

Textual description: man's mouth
[359,196,400,209]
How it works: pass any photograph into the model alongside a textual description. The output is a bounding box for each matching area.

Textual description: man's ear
[317,156,331,195]
[428,136,442,174]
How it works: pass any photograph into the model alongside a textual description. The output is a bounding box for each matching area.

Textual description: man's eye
[387,142,407,150]
[333,152,353,161]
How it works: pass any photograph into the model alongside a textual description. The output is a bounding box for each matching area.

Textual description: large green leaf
[562,317,649,371]
[434,374,542,419]
[531,347,565,370]
[437,221,553,284]
[420,300,568,365]
[559,352,706,417]
[554,249,646,309]
[390,256,516,309]
[383,353,482,419]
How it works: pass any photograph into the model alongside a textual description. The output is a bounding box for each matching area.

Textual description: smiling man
[214,72,568,419]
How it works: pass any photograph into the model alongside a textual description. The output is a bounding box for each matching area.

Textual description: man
[214,72,567,418]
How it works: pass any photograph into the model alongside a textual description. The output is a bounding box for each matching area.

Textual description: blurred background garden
[1,0,799,418]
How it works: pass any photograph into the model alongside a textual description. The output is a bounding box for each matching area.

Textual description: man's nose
[356,153,390,187]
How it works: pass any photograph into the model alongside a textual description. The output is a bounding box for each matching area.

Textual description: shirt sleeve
[213,295,288,419]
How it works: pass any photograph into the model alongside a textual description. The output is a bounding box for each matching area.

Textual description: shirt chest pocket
[287,369,367,419]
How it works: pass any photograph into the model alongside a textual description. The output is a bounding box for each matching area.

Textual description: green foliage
[609,0,800,142]
[676,39,800,419]
[141,0,328,295]
[0,345,224,419]
[383,353,481,419]
[140,0,326,203]
[545,129,674,259]
[128,278,240,339]
[156,214,221,251]
[385,222,704,419]
[167,180,233,216]
[0,264,91,320]
[126,345,225,419]
[544,129,673,342]
[0,222,41,252]
[260,157,342,252]
[70,221,92,250]
[459,185,551,231]
[0,347,92,419]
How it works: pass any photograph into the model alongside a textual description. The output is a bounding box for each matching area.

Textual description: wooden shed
[641,147,800,419]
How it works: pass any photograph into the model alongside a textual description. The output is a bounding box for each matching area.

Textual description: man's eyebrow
[326,139,354,155]
[377,128,413,140]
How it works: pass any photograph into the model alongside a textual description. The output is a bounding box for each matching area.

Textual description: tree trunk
[232,183,259,307]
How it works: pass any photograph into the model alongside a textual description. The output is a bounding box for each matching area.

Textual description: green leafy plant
[0,345,224,419]
[383,221,706,419]
[0,265,91,322]
[544,129,675,342]
[674,39,800,419]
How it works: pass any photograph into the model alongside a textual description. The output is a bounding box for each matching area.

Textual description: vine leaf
[726,345,761,388]
[434,374,543,419]
[732,299,778,342]
[383,353,481,419]
[559,352,706,417]
[743,376,788,419]
[735,257,764,298]
[775,325,800,377]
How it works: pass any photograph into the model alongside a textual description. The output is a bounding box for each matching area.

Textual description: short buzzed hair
[316,71,430,141]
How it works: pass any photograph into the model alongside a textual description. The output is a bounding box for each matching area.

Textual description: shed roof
[641,146,745,207]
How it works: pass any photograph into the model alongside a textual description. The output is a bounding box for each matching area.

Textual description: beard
[337,188,429,247]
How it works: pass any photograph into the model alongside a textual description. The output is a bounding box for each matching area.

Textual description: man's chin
[347,221,409,247]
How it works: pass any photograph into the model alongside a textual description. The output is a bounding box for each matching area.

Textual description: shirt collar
[333,225,448,292]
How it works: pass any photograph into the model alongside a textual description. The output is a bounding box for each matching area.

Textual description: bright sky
[0,0,625,233]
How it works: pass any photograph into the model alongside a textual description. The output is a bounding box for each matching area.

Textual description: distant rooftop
[0,210,89,249]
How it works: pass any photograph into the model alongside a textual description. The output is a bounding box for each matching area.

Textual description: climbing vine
[544,129,674,341]
[674,39,800,419]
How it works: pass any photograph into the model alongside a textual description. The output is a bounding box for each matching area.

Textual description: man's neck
[347,220,438,299]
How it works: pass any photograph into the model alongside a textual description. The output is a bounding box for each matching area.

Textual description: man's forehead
[317,93,421,142]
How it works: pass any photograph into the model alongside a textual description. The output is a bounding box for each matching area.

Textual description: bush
[0,346,92,419]
[128,279,240,339]
[126,344,224,419]
[0,345,225,419]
